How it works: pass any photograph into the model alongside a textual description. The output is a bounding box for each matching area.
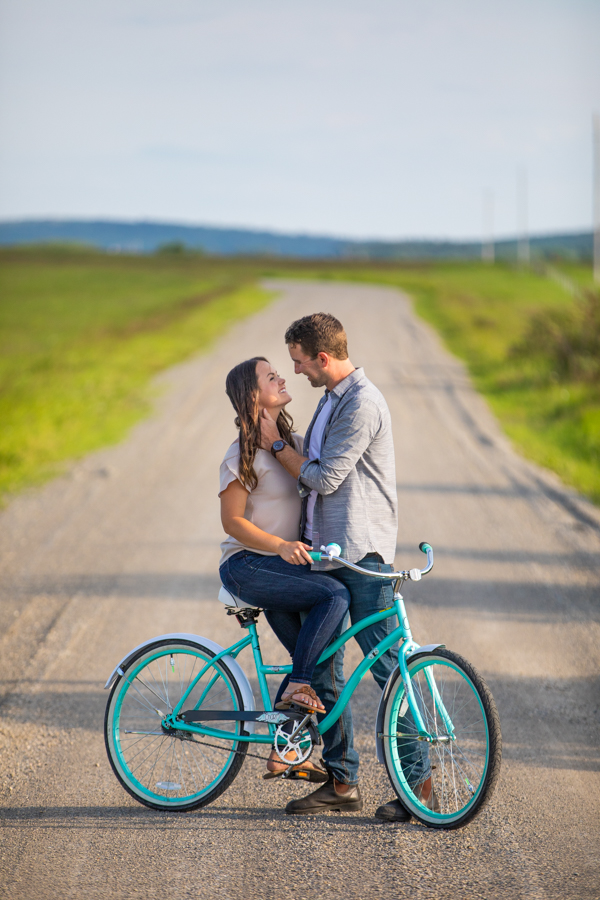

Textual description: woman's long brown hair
[225,357,295,490]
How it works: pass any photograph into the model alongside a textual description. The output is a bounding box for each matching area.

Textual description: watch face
[273,440,285,451]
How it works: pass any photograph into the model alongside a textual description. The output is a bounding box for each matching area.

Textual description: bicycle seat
[218,585,245,608]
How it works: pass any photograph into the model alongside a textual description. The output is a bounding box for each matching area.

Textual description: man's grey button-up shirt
[298,367,397,569]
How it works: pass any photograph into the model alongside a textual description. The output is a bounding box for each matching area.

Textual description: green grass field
[391,264,599,504]
[1,247,598,505]
[0,248,272,500]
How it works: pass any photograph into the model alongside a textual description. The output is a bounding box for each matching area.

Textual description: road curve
[1,280,599,900]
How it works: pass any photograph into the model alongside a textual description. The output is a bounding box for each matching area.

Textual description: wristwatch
[270,440,288,458]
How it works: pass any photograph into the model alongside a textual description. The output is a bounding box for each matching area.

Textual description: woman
[219,357,350,780]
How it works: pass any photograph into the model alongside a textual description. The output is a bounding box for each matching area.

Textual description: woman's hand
[277,540,314,566]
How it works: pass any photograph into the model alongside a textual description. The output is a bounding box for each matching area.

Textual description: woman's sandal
[263,760,328,783]
[274,684,325,714]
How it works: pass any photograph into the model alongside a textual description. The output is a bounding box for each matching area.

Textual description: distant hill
[0,218,593,261]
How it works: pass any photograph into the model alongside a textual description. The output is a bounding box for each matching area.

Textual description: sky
[0,0,599,240]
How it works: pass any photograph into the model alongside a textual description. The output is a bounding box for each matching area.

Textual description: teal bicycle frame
[162,568,454,745]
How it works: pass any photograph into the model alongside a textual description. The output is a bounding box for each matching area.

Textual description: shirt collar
[326,367,365,400]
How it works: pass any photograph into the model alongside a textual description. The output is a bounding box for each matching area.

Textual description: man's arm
[260,400,381,496]
[259,408,307,479]
[298,400,380,495]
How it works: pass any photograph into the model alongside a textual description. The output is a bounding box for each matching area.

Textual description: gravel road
[1,280,599,900]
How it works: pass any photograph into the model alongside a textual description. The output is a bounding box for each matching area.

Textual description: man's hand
[259,407,307,477]
[277,540,313,565]
[259,408,281,450]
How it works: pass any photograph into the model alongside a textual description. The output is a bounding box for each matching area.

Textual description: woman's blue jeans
[219,551,350,685]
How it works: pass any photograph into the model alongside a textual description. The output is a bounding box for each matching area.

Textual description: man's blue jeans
[308,553,432,787]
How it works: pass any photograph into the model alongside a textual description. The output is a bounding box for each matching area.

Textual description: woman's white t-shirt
[218,435,303,566]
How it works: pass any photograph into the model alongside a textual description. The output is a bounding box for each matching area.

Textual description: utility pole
[517,167,530,266]
[482,189,494,263]
[594,113,600,284]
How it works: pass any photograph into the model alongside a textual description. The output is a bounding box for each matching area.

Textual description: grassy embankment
[394,264,599,504]
[0,247,272,501]
[1,247,598,506]
[279,260,599,503]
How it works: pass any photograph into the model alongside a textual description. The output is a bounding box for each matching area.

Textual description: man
[259,312,434,819]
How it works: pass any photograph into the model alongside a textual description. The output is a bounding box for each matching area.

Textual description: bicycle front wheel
[382,649,501,828]
[104,639,248,811]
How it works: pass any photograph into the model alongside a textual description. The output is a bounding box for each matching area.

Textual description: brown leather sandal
[263,760,328,783]
[275,684,325,713]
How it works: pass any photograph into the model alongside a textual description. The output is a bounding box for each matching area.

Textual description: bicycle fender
[103,632,256,734]
[374,643,445,764]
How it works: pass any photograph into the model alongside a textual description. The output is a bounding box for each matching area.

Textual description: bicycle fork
[394,590,455,743]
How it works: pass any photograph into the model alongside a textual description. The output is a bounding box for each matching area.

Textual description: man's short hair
[284,313,348,360]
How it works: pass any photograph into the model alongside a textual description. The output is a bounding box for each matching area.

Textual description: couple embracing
[219,312,434,820]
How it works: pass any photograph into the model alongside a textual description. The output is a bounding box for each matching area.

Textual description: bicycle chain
[173,720,316,766]
[185,734,271,763]
[184,734,317,767]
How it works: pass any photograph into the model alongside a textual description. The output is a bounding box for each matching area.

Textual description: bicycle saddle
[218,585,245,608]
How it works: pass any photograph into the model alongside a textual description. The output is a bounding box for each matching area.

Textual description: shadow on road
[0,805,399,829]
[7,572,600,622]
[1,674,598,772]
[5,573,223,601]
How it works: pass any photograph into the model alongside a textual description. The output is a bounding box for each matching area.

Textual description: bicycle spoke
[127,733,171,773]
[127,677,169,715]
[183,743,205,790]
[144,741,168,789]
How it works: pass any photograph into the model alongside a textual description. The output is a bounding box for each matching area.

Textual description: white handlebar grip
[321,543,342,558]
[409,568,422,581]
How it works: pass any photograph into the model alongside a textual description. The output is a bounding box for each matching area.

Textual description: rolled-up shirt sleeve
[298,399,381,496]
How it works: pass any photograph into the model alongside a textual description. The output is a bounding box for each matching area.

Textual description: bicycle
[104,542,502,829]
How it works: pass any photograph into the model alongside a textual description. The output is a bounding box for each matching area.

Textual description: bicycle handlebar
[308,541,434,581]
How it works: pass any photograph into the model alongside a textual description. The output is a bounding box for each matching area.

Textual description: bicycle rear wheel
[382,649,501,828]
[104,639,248,810]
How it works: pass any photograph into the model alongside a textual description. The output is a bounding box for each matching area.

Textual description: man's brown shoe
[285,776,363,815]
[375,778,440,822]
[374,798,411,822]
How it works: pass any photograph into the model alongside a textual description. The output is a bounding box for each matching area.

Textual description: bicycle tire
[104,639,248,811]
[381,648,501,829]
